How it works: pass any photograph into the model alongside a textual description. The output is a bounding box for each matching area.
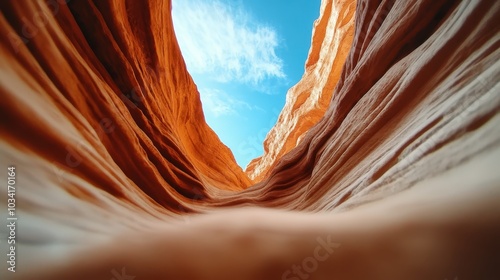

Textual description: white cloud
[199,88,235,117]
[172,0,285,85]
[199,88,263,117]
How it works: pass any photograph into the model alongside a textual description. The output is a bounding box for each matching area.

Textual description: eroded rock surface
[1,0,499,279]
[246,0,357,182]
[1,0,251,205]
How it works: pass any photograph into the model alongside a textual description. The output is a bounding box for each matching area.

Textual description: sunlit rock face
[246,0,357,183]
[239,0,500,211]
[0,0,250,202]
[1,0,500,279]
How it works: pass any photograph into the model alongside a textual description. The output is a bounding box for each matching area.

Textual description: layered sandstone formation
[0,0,251,202]
[246,0,357,182]
[1,0,500,279]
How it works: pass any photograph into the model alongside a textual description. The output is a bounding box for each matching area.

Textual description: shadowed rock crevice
[1,0,499,279]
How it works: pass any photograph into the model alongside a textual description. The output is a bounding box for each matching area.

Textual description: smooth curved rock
[0,0,250,202]
[0,0,499,279]
[246,0,357,183]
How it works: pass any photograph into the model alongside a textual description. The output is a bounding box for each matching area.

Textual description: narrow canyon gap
[0,0,499,280]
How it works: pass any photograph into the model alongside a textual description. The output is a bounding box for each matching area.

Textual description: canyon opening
[0,0,499,280]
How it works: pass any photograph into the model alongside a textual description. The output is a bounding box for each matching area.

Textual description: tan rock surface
[0,0,251,201]
[246,0,357,183]
[1,0,499,279]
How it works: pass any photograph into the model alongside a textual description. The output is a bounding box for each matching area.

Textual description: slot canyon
[1,0,499,279]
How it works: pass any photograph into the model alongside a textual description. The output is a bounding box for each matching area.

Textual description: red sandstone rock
[246,0,357,183]
[0,0,250,204]
[1,0,499,279]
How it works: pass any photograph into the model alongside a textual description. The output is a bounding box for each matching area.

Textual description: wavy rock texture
[246,0,357,182]
[1,0,500,279]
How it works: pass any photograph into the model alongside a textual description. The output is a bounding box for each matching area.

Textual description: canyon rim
[1,0,500,279]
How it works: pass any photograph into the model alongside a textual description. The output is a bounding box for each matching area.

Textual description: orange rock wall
[1,0,499,279]
[0,0,250,210]
[246,0,357,182]
[236,0,500,211]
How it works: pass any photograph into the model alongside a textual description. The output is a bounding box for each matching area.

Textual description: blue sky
[172,0,321,169]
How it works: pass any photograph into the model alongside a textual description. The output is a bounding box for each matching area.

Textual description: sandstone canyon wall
[1,0,251,202]
[1,0,500,279]
[246,0,357,183]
